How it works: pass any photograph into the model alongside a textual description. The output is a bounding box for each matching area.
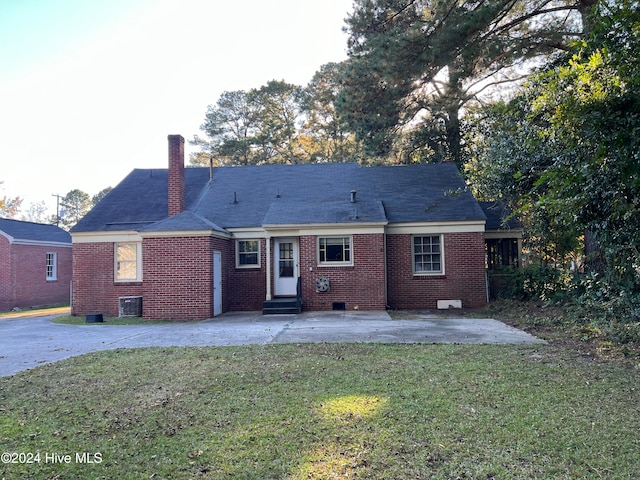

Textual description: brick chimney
[167,134,185,216]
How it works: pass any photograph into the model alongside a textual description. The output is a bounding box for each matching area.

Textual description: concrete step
[262,298,301,315]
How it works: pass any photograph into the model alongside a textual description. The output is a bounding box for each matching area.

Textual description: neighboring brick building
[71,135,492,320]
[0,218,72,311]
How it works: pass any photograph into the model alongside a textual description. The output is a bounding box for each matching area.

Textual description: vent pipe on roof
[209,154,214,183]
[350,190,357,203]
[168,134,185,217]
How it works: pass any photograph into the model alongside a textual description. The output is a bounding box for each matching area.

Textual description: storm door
[274,238,299,296]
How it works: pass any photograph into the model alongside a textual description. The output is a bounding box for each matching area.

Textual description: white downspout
[384,227,388,308]
[265,235,272,300]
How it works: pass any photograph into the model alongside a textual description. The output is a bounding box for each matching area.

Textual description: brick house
[0,218,72,311]
[71,135,491,320]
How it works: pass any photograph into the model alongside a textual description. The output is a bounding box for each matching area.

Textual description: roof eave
[386,220,486,234]
[263,221,389,231]
[139,229,232,239]
[485,229,524,239]
[10,239,72,247]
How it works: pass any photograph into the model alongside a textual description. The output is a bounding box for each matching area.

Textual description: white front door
[274,238,299,296]
[213,251,222,316]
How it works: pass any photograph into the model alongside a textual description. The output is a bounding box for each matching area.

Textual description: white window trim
[46,252,57,281]
[236,239,261,268]
[114,242,142,282]
[317,235,353,267]
[412,234,445,276]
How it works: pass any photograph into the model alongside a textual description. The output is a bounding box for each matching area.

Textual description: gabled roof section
[72,162,486,234]
[0,218,71,245]
[139,211,227,234]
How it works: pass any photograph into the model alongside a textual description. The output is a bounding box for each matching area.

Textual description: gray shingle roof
[262,200,387,226]
[478,202,523,231]
[0,218,71,244]
[138,211,227,233]
[72,163,486,233]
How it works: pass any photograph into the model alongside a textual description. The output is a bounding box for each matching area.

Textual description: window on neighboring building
[237,240,260,267]
[115,242,141,281]
[46,252,57,281]
[318,236,352,265]
[413,235,443,274]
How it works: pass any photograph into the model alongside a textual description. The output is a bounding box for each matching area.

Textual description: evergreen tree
[301,62,360,162]
[60,189,91,230]
[339,0,595,165]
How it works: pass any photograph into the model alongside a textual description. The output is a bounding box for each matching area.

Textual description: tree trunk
[577,0,599,36]
[445,104,461,165]
[444,62,463,166]
[584,228,603,273]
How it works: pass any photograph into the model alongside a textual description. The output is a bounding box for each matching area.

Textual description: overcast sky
[0,0,352,216]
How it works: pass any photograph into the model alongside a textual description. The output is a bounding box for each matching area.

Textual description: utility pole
[52,193,62,226]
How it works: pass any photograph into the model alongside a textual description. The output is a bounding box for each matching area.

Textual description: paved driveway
[0,310,544,377]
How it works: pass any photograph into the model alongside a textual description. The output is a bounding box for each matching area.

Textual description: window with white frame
[413,235,443,274]
[115,242,142,282]
[46,252,57,281]
[318,236,352,265]
[236,239,260,267]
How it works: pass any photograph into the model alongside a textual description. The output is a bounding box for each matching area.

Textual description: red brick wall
[72,236,232,320]
[386,232,487,309]
[0,238,71,311]
[0,236,10,311]
[72,242,142,317]
[226,235,387,311]
[71,231,486,319]
[227,238,267,311]
[299,234,386,311]
[142,236,213,320]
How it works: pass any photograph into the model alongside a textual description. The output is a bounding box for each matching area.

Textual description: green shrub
[489,265,640,346]
[489,264,572,301]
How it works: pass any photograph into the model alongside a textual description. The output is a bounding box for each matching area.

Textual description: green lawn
[1,343,638,479]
